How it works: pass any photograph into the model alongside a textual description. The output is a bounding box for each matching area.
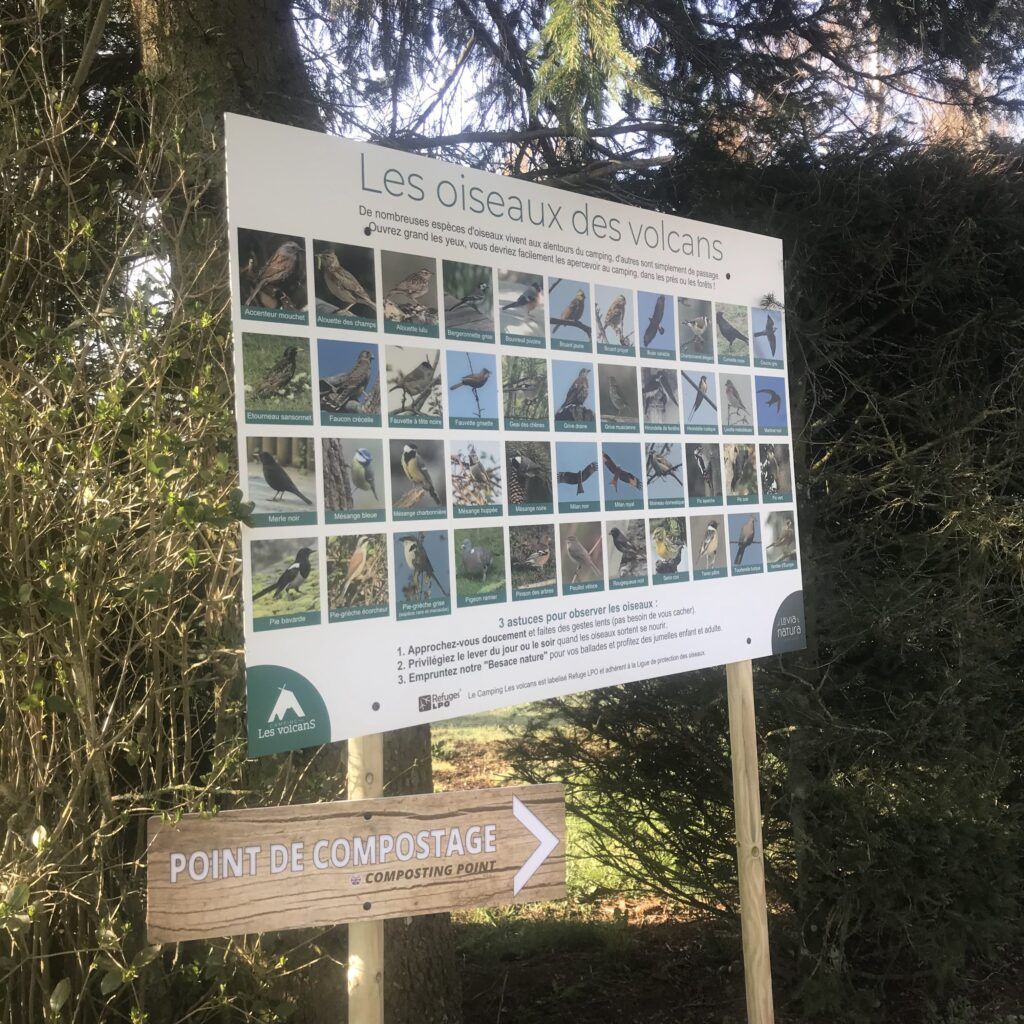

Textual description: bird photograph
[715,304,751,360]
[560,522,604,588]
[553,362,595,426]
[321,438,384,518]
[639,291,674,354]
[641,367,680,428]
[506,442,553,509]
[443,260,495,337]
[454,528,506,605]
[245,439,316,521]
[238,230,307,313]
[725,443,758,500]
[556,441,600,506]
[755,375,789,432]
[721,376,754,428]
[450,442,502,509]
[446,350,497,423]
[765,512,798,565]
[645,442,686,503]
[649,518,688,577]
[509,524,557,593]
[394,531,450,606]
[381,251,438,328]
[242,334,312,419]
[730,513,761,567]
[686,443,723,502]
[683,369,719,430]
[693,516,725,573]
[678,296,713,358]
[318,340,379,419]
[594,285,634,350]
[501,354,549,425]
[602,444,645,504]
[608,521,648,581]
[498,270,545,342]
[759,443,793,499]
[250,539,319,618]
[598,364,639,427]
[326,534,388,614]
[548,277,592,346]
[752,307,783,361]
[313,241,377,326]
[390,439,447,512]
[386,346,442,423]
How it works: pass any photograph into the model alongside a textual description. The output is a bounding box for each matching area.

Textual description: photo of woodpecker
[446,349,498,427]
[641,367,680,430]
[598,363,640,431]
[242,333,312,423]
[381,251,439,335]
[509,524,557,596]
[498,269,545,346]
[506,441,553,513]
[559,521,605,593]
[645,441,686,507]
[393,531,451,618]
[326,533,388,618]
[390,438,447,517]
[454,526,506,607]
[250,538,319,621]
[638,290,676,359]
[752,307,785,366]
[691,514,727,577]
[238,228,307,321]
[714,303,751,363]
[678,296,714,361]
[755,374,789,434]
[312,239,377,329]
[386,345,442,426]
[548,277,592,352]
[556,440,601,511]
[317,339,381,424]
[593,283,635,354]
[321,437,385,522]
[728,512,763,573]
[685,442,723,505]
[648,517,689,580]
[760,443,794,502]
[724,443,759,503]
[443,260,495,341]
[450,440,502,512]
[502,354,549,427]
[607,520,648,586]
[245,438,316,525]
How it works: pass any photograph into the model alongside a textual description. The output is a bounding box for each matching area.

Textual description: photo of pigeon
[454,526,508,605]
[733,514,758,564]
[460,536,494,581]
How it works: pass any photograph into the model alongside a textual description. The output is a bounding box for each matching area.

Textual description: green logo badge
[247,665,331,756]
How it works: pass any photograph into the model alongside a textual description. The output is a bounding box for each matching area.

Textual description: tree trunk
[323,439,354,510]
[128,2,458,1020]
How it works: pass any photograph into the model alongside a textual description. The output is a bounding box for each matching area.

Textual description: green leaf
[6,882,29,910]
[49,978,72,1012]
[132,945,160,968]
[100,968,123,995]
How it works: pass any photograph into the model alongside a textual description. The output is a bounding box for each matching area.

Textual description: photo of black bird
[502,280,543,311]
[754,313,778,355]
[401,443,442,505]
[734,515,757,565]
[320,348,374,410]
[318,251,376,313]
[609,527,643,560]
[252,344,298,399]
[246,240,303,306]
[460,537,494,581]
[509,451,552,503]
[758,387,782,413]
[557,367,590,416]
[643,294,666,348]
[602,451,642,491]
[448,280,489,314]
[642,369,678,415]
[449,367,492,395]
[716,310,748,350]
[690,444,716,492]
[399,535,448,596]
[688,374,710,420]
[557,460,599,495]
[258,451,312,504]
[352,447,378,500]
[730,446,751,491]
[253,546,314,600]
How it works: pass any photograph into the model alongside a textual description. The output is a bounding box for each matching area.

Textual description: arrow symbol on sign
[512,796,559,896]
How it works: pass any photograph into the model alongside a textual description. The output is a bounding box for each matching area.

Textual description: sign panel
[147,784,565,942]
[225,114,806,752]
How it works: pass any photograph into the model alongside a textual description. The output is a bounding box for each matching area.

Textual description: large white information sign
[225,114,805,754]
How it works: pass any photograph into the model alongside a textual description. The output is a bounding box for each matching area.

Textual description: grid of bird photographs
[236,236,798,631]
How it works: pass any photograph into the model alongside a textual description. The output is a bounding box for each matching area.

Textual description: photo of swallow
[509,524,558,594]
[501,354,549,424]
[395,531,450,609]
[759,443,793,500]
[250,538,319,619]
[560,522,604,589]
[641,367,680,428]
[686,443,723,503]
[681,369,719,433]
[455,527,506,606]
[765,512,797,564]
[752,308,784,362]
[755,375,789,433]
[678,296,714,359]
[608,521,648,581]
[239,230,306,313]
[245,440,316,522]
[498,270,545,344]
[598,364,639,428]
[381,252,438,330]
[242,334,312,421]
[386,346,442,422]
[318,340,379,418]
[506,442,553,508]
[450,441,502,509]
[721,375,754,429]
[326,534,388,614]
[649,518,688,577]
[446,350,498,424]
[725,443,758,500]
[729,513,761,567]
[548,278,592,349]
[321,438,385,519]
[754,311,778,355]
[715,304,751,361]
[313,241,377,325]
[757,387,782,413]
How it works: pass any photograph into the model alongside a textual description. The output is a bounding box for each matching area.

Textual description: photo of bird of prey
[321,438,385,518]
[649,518,688,577]
[326,534,388,613]
[455,527,506,605]
[446,350,497,423]
[556,441,601,509]
[552,361,595,426]
[443,261,495,338]
[729,513,761,567]
[245,439,317,522]
[765,512,798,565]
[678,296,714,359]
[560,522,604,588]
[313,241,377,326]
[509,524,558,593]
[242,334,312,420]
[381,251,439,330]
[502,354,549,424]
[608,521,648,582]
[395,532,450,606]
[250,538,319,618]
[752,307,785,362]
[594,285,634,351]
[636,290,676,358]
[239,230,307,313]
[386,346,442,423]
[548,278,592,349]
[602,449,643,492]
[506,443,553,508]
[715,303,751,361]
[498,270,545,343]
[641,367,680,428]
[755,375,789,433]
[450,441,502,509]
[557,458,600,495]
[721,376,754,429]
[598,364,639,428]
[318,340,379,418]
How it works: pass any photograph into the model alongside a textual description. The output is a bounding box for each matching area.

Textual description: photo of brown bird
[605,374,631,417]
[246,240,303,306]
[557,460,599,495]
[320,348,374,409]
[767,516,796,557]
[683,315,710,351]
[724,378,751,423]
[557,367,590,414]
[558,289,586,324]
[734,515,757,564]
[565,535,601,581]
[449,368,492,394]
[602,294,628,344]
[339,536,373,603]
[602,451,642,491]
[389,358,436,405]
[525,544,552,569]
[758,387,782,413]
[253,344,298,399]
[647,447,684,487]
[387,268,434,305]
[318,250,376,313]
[643,294,666,347]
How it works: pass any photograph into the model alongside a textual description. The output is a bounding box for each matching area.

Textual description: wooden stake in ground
[347,734,384,1023]
[726,659,775,1024]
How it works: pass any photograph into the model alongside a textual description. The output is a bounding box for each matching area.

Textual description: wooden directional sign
[147,783,564,942]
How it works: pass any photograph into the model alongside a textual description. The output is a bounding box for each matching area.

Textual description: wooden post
[347,734,384,1023]
[726,659,775,1024]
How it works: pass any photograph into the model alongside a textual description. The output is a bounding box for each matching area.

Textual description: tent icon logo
[268,686,306,723]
